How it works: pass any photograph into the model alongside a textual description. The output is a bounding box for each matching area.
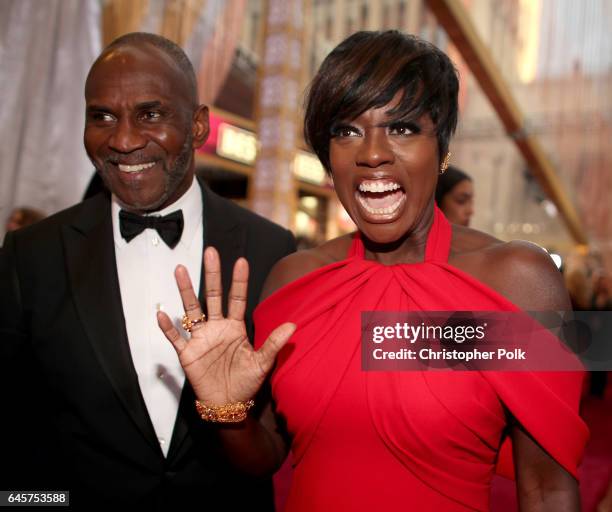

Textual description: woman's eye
[389,123,414,136]
[332,125,360,138]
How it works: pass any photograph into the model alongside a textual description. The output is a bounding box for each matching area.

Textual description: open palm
[157,246,295,406]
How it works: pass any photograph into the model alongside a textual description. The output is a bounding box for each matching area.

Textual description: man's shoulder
[203,186,293,241]
[223,197,290,235]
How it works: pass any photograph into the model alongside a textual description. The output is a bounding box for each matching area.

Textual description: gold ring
[182,313,206,333]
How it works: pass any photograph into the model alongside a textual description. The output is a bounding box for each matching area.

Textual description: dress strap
[424,205,452,263]
[348,231,365,258]
[347,205,452,263]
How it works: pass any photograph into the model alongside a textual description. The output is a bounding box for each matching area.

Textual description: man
[0,33,295,509]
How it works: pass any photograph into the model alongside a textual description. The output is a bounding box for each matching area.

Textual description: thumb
[255,322,296,374]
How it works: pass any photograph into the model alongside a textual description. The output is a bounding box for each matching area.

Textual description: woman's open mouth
[355,179,406,220]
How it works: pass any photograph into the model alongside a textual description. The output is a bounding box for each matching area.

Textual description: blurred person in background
[592,271,612,311]
[565,254,595,311]
[565,251,610,399]
[590,270,611,398]
[435,164,474,226]
[5,206,45,232]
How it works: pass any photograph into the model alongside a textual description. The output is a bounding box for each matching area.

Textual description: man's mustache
[103,152,161,165]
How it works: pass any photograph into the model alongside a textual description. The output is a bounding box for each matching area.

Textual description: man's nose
[108,118,147,153]
[355,130,394,168]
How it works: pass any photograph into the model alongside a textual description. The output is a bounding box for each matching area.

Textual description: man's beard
[97,130,193,212]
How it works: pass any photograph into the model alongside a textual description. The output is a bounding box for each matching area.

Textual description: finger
[175,265,203,322]
[228,258,249,321]
[256,322,296,374]
[157,311,188,353]
[204,246,223,320]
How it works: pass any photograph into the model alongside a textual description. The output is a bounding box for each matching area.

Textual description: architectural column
[250,0,306,228]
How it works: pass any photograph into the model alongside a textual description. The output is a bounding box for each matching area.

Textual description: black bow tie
[119,209,184,249]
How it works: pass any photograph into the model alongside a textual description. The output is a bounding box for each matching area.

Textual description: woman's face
[329,93,439,244]
[439,179,474,226]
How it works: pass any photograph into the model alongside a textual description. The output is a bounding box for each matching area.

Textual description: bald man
[0,33,294,509]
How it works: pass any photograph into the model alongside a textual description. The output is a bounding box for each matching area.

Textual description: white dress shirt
[112,178,203,456]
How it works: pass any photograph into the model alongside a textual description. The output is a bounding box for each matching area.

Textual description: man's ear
[192,105,210,148]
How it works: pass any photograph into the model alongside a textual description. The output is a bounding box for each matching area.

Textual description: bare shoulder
[449,224,503,254]
[260,234,354,301]
[450,226,570,311]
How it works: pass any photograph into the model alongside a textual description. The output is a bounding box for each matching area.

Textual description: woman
[158,31,587,511]
[436,165,474,226]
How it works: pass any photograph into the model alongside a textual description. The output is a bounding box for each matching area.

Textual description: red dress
[254,206,588,511]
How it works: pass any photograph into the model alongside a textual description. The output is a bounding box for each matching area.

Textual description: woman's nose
[355,130,394,168]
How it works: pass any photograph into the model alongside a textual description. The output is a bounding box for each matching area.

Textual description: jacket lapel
[62,194,161,453]
[168,179,246,462]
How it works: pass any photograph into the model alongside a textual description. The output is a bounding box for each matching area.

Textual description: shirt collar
[112,177,203,250]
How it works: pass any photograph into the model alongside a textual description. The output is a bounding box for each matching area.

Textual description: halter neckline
[348,205,452,264]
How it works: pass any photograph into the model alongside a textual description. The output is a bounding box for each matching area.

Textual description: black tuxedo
[0,180,295,510]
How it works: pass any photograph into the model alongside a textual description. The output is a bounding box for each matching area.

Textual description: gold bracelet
[194,399,255,423]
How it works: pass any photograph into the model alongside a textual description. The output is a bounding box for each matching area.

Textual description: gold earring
[440,152,451,174]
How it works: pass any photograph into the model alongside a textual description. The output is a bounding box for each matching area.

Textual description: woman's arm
[490,241,581,511]
[211,395,290,476]
[512,424,580,511]
[158,247,327,477]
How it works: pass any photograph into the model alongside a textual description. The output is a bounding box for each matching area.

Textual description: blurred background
[2,0,611,266]
[1,1,611,508]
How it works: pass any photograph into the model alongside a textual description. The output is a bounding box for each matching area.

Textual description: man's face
[84,44,208,213]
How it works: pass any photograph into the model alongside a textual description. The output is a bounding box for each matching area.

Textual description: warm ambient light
[216,123,258,165]
[294,151,327,185]
[517,0,541,83]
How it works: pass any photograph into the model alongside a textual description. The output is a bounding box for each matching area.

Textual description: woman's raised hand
[157,246,295,405]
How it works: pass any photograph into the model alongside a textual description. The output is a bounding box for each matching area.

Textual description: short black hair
[96,32,198,106]
[435,165,472,204]
[304,30,459,173]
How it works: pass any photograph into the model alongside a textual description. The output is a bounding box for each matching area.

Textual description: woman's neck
[362,205,435,265]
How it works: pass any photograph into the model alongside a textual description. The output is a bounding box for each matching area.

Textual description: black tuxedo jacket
[0,180,295,510]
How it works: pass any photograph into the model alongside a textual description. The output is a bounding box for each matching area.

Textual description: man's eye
[142,111,162,120]
[91,112,115,122]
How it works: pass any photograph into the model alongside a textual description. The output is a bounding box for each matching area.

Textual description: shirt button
[152,236,159,246]
[158,370,166,380]
[159,437,166,445]
[155,302,163,311]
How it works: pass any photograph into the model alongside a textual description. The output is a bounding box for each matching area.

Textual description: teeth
[358,181,401,193]
[118,162,156,173]
[356,193,406,215]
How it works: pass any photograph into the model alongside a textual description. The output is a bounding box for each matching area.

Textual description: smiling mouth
[356,180,406,216]
[117,162,157,173]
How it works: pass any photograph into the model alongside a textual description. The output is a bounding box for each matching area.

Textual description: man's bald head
[87,32,198,107]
